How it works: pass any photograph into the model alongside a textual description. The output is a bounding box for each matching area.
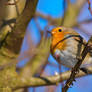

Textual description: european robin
[50,27,92,72]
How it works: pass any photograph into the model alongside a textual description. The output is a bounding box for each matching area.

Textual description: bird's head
[51,27,68,38]
[49,26,77,54]
[49,27,69,54]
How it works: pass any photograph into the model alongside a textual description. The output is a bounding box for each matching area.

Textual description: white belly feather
[54,37,82,68]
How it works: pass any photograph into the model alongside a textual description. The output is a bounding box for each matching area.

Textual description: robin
[49,26,92,73]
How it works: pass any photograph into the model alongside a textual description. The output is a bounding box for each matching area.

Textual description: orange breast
[51,36,66,54]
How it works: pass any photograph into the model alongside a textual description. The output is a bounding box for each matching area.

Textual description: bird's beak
[47,31,51,34]
[51,31,56,35]
[47,31,56,35]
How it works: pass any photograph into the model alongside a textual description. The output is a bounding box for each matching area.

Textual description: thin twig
[61,0,66,25]
[87,0,92,15]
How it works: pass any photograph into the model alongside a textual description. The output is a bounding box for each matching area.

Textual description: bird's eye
[58,29,62,32]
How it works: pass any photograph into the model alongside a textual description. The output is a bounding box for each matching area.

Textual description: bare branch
[13,66,92,90]
[87,0,92,15]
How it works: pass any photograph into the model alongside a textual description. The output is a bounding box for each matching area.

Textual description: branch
[35,12,92,28]
[13,66,92,90]
[62,0,86,27]
[1,0,38,54]
[20,38,50,77]
[87,0,92,15]
[61,0,66,25]
[35,12,62,26]
[0,0,26,49]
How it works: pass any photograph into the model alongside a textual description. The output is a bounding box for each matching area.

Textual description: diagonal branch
[2,0,38,54]
[62,36,92,92]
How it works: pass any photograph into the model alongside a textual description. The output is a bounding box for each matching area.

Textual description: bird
[49,26,92,73]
